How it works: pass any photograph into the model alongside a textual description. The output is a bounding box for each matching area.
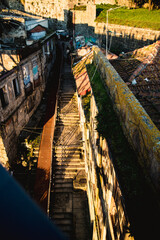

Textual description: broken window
[13,78,20,98]
[0,86,9,109]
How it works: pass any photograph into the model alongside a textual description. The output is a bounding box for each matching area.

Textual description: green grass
[73,5,86,11]
[82,92,91,122]
[96,4,160,30]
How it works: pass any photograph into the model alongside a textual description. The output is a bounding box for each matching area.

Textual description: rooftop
[30,25,46,33]
[110,41,160,130]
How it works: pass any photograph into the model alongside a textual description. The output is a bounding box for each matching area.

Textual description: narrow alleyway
[49,56,91,239]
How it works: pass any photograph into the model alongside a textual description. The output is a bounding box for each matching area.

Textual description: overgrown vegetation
[86,62,160,239]
[82,92,91,122]
[96,4,160,30]
[73,5,86,11]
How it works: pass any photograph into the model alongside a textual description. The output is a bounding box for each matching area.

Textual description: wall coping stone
[92,45,160,192]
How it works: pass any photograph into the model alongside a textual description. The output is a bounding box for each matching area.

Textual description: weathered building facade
[0,33,56,168]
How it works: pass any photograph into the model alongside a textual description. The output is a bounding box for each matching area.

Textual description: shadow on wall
[22,6,160,54]
[1,0,24,10]
[74,23,160,54]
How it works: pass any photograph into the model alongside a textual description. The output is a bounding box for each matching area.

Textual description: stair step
[57,117,79,121]
[50,208,72,214]
[54,165,84,170]
[53,219,72,225]
[53,157,82,161]
[54,156,81,160]
[54,179,73,184]
[53,161,83,165]
[54,146,82,151]
[57,121,80,125]
[51,212,72,219]
[56,225,73,232]
[56,122,80,126]
[54,152,81,156]
[54,173,77,178]
[53,182,73,188]
[53,188,73,193]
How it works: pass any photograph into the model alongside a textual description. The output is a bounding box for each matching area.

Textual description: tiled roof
[110,41,160,130]
[30,25,46,33]
[73,50,92,96]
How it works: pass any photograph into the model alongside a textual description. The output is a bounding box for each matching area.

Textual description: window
[32,59,39,81]
[22,64,31,87]
[50,39,53,51]
[0,86,9,109]
[13,78,20,98]
[22,64,33,95]
[47,41,50,54]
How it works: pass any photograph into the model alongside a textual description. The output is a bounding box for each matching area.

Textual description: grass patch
[86,62,160,239]
[73,5,86,11]
[82,92,91,122]
[96,4,160,30]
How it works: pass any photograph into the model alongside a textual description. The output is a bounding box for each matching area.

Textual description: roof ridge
[129,40,160,82]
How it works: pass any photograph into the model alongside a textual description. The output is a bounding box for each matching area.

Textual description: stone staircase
[49,62,91,240]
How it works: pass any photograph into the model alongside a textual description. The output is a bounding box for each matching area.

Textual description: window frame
[12,78,21,98]
[0,85,9,109]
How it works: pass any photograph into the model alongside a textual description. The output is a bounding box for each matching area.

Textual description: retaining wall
[73,6,160,52]
[77,90,132,240]
[92,46,160,192]
[95,23,160,52]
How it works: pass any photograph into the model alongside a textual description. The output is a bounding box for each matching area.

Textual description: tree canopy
[134,0,160,9]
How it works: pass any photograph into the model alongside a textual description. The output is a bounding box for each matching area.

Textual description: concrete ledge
[92,46,160,192]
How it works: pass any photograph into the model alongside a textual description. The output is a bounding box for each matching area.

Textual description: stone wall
[24,0,160,51]
[95,0,134,7]
[72,3,96,37]
[0,35,56,168]
[25,0,70,29]
[76,83,132,240]
[92,46,160,193]
[2,0,24,10]
[95,23,160,53]
[73,6,160,52]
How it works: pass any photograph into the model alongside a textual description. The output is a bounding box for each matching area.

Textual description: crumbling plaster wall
[0,50,43,167]
[0,37,56,168]
[0,50,20,72]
